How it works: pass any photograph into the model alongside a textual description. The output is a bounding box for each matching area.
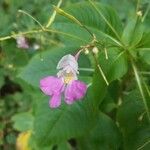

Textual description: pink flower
[16,36,29,49]
[40,54,87,108]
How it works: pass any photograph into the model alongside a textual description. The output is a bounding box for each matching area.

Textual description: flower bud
[84,48,89,55]
[92,47,99,54]
[33,43,40,50]
[16,36,29,49]
[8,64,13,69]
[137,11,142,17]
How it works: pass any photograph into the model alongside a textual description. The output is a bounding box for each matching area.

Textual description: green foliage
[122,19,144,47]
[98,48,128,82]
[78,112,122,150]
[32,91,97,147]
[139,49,150,65]
[117,90,150,150]
[53,1,123,46]
[0,0,150,149]
[12,112,33,132]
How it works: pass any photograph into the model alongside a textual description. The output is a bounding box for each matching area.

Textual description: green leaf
[138,31,150,48]
[2,40,29,67]
[53,1,123,46]
[78,112,122,150]
[122,19,144,47]
[100,92,117,113]
[32,89,98,147]
[53,23,90,46]
[12,112,34,132]
[29,58,107,147]
[0,69,5,88]
[57,142,72,150]
[92,66,107,107]
[139,49,150,65]
[98,48,128,82]
[117,90,150,150]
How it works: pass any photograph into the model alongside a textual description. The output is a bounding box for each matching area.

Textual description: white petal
[57,54,78,71]
[57,67,78,81]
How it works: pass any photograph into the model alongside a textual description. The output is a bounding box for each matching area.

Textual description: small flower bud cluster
[84,48,89,55]
[92,47,99,54]
[16,35,40,51]
[16,36,29,49]
[136,10,142,17]
[82,46,99,55]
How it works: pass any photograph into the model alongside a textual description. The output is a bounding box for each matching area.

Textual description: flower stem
[0,30,43,41]
[104,48,108,60]
[53,6,95,39]
[136,0,141,13]
[137,139,150,150]
[0,28,87,42]
[88,0,121,42]
[131,58,150,123]
[93,54,109,86]
[46,0,63,28]
[18,10,45,31]
[141,1,150,22]
[79,68,94,72]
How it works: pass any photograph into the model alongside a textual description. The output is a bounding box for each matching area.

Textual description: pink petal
[64,80,87,104]
[49,94,61,108]
[40,76,64,95]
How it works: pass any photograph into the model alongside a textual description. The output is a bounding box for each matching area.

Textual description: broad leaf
[78,112,122,150]
[98,48,128,82]
[92,66,107,107]
[32,89,98,147]
[12,112,34,132]
[117,90,150,150]
[122,19,144,47]
[138,31,150,48]
[139,49,150,65]
[53,2,123,46]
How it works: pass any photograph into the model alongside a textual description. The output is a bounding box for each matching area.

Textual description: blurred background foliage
[0,0,150,150]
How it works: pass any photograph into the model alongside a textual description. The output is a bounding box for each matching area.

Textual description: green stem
[0,28,87,43]
[137,139,150,150]
[136,0,141,13]
[93,54,109,86]
[18,10,45,30]
[104,48,108,59]
[143,82,150,97]
[131,58,150,122]
[54,6,95,38]
[88,0,122,43]
[0,30,42,41]
[79,68,94,72]
[141,1,150,22]
[140,71,150,75]
[46,0,63,28]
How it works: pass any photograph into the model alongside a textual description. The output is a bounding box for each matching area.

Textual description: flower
[32,43,40,51]
[40,54,87,108]
[16,131,31,150]
[16,36,29,49]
